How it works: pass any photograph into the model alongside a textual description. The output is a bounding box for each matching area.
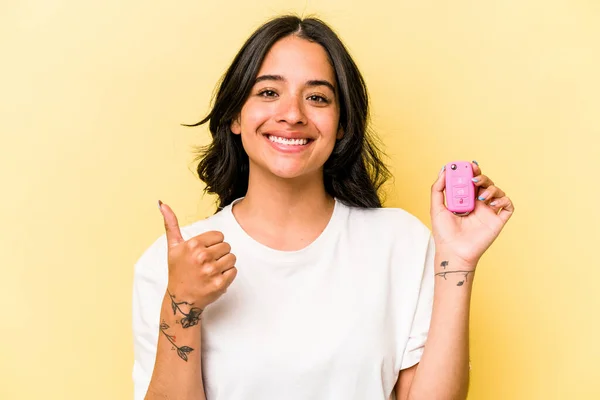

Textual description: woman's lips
[263,134,314,153]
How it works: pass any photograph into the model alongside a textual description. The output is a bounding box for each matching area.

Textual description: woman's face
[231,35,343,182]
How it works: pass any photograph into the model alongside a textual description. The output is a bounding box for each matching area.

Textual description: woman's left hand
[430,161,515,267]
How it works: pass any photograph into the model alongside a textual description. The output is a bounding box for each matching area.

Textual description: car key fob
[445,161,476,215]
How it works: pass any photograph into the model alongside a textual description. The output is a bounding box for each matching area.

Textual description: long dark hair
[187,15,390,210]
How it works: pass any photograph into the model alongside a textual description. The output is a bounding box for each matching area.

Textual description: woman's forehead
[256,36,336,84]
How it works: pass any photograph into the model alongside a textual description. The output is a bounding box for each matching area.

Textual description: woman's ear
[336,125,344,140]
[230,117,241,135]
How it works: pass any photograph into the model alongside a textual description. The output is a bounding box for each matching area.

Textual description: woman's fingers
[477,185,506,204]
[470,161,515,222]
[206,242,232,261]
[472,170,508,205]
[471,161,481,177]
[489,196,515,223]
[472,173,494,189]
[216,253,237,273]
[159,201,185,248]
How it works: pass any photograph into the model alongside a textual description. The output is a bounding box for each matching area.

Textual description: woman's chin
[268,165,319,181]
[271,170,308,180]
[249,158,323,181]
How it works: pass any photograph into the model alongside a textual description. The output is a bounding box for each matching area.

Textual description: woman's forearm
[408,252,474,400]
[145,292,206,400]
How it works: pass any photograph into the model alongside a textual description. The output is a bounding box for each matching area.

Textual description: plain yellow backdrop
[1,0,598,399]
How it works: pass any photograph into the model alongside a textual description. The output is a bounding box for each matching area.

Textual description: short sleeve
[132,235,168,400]
[400,234,435,370]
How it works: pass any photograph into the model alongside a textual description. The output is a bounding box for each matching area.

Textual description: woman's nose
[275,95,308,125]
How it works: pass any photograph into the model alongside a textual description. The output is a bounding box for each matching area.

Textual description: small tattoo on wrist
[435,261,474,286]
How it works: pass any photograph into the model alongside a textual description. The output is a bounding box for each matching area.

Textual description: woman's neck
[231,168,335,251]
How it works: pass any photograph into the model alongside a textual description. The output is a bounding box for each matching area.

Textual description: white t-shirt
[132,198,435,400]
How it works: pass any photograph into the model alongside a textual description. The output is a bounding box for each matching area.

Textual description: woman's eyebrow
[255,74,284,84]
[254,75,336,93]
[306,79,336,94]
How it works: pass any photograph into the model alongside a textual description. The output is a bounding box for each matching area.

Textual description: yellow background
[1,0,598,399]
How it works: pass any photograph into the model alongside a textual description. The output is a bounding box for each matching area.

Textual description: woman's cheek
[241,102,271,131]
[313,112,340,139]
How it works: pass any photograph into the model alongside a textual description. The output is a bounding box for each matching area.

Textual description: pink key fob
[445,161,476,215]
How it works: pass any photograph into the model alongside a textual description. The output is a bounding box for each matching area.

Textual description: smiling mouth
[266,135,312,146]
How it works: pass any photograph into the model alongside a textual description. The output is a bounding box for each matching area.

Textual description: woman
[132,15,514,400]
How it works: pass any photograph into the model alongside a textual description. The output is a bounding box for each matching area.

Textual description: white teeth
[267,135,309,146]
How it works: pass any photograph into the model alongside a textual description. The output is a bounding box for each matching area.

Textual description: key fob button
[453,186,468,198]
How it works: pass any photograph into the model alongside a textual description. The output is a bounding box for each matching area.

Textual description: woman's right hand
[158,201,238,315]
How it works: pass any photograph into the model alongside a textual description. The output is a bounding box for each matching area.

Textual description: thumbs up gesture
[158,201,238,317]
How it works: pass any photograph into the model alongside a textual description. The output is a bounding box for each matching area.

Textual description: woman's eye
[308,95,329,104]
[258,90,278,98]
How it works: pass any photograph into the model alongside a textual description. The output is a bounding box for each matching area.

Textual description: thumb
[430,165,447,215]
[158,200,184,248]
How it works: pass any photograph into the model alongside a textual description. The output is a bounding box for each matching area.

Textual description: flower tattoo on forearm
[159,320,194,361]
[158,290,204,361]
[167,290,203,328]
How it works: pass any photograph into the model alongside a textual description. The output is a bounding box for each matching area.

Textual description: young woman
[132,15,514,400]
